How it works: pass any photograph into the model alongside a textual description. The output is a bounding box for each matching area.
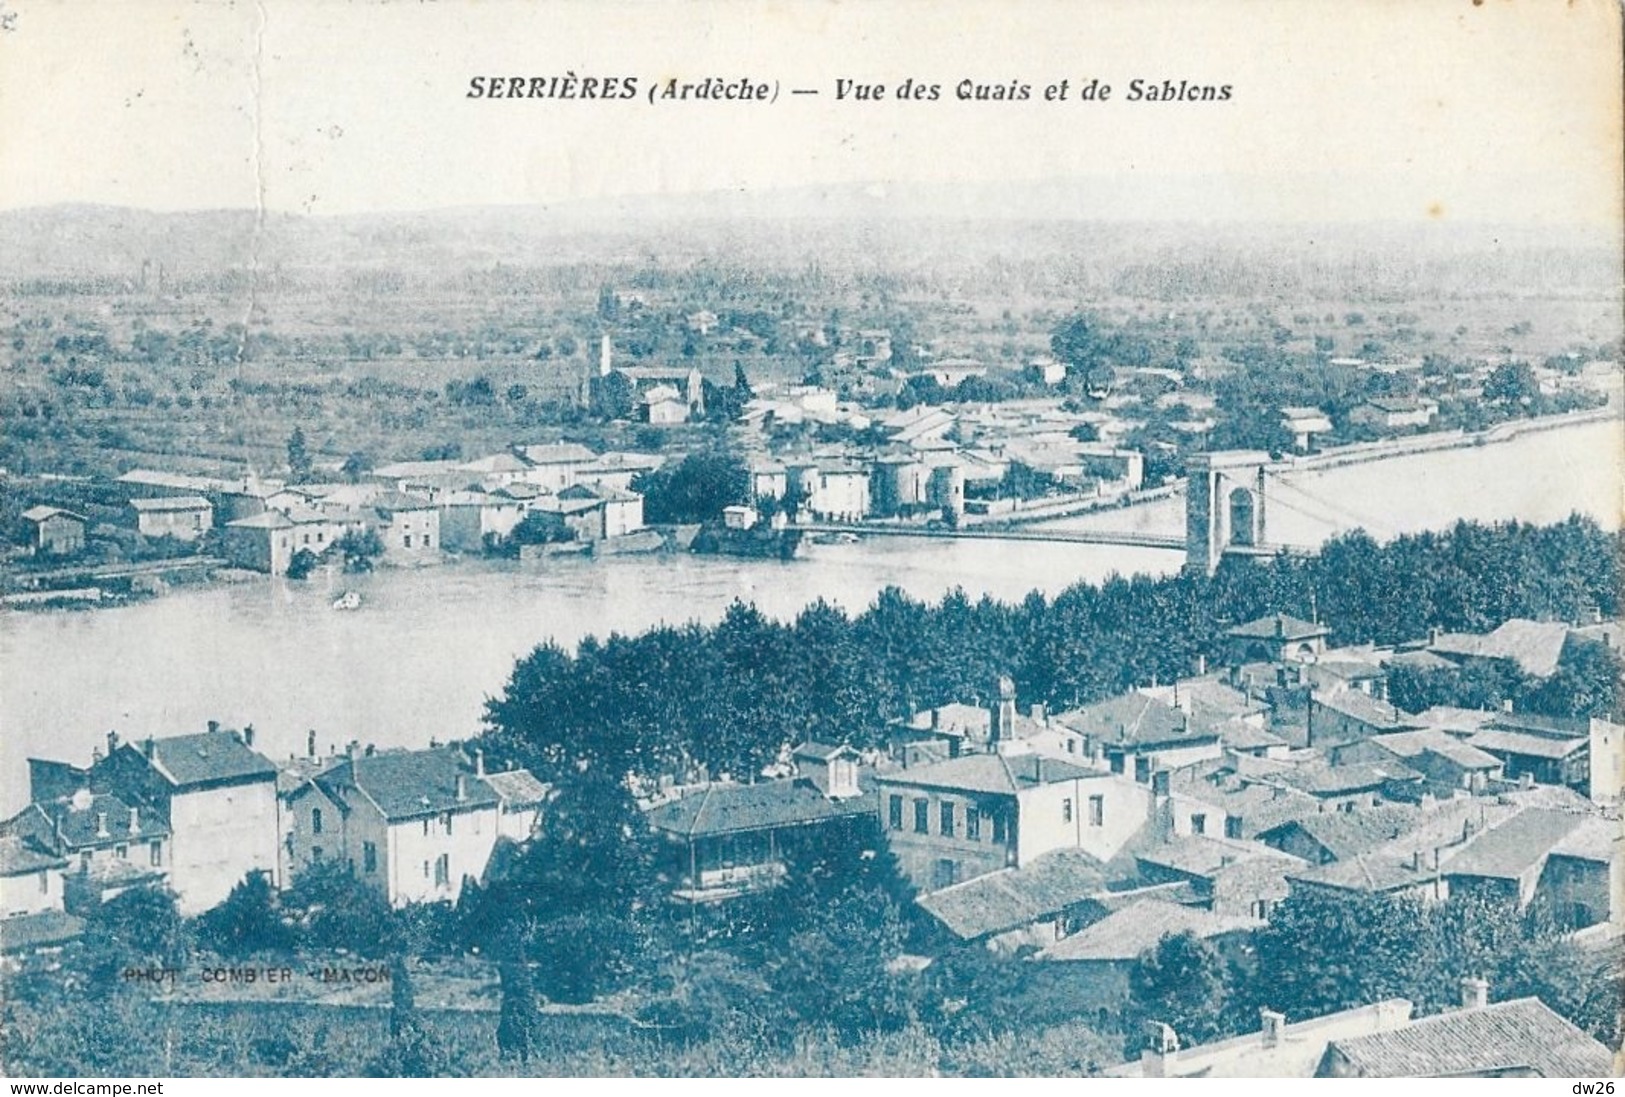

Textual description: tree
[285,548,319,580]
[632,449,750,524]
[334,528,384,573]
[1050,313,1104,371]
[76,886,191,984]
[365,958,451,1077]
[340,451,374,483]
[193,872,295,958]
[1126,931,1233,1049]
[1484,361,1539,407]
[284,861,396,958]
[495,958,544,1061]
[286,426,313,483]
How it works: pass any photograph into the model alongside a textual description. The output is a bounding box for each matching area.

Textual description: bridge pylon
[1185,451,1272,576]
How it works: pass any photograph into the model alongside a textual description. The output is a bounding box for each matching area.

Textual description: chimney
[1518,771,1534,789]
[474,748,486,777]
[1259,1009,1286,1049]
[347,740,361,762]
[95,811,109,838]
[128,807,140,835]
[207,719,220,735]
[365,743,376,757]
[990,675,1017,743]
[1411,849,1425,871]
[1141,1022,1180,1078]
[1030,703,1046,725]
[242,724,255,748]
[456,774,468,802]
[307,729,317,758]
[106,730,120,756]
[1275,616,1285,638]
[1500,698,1514,713]
[1031,755,1044,784]
[92,746,103,764]
[142,737,155,759]
[1152,770,1171,797]
[1196,653,1207,677]
[930,707,940,731]
[1459,976,1489,1010]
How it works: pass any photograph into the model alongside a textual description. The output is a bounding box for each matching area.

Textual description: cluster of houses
[12,444,658,575]
[0,726,549,953]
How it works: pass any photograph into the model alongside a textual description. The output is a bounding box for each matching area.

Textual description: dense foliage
[483,516,1621,786]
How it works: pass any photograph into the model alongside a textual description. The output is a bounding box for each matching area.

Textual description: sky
[0,0,1620,226]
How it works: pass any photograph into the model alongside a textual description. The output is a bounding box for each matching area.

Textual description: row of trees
[482,517,1621,788]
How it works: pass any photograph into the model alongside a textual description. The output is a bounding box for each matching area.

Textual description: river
[2,416,1619,812]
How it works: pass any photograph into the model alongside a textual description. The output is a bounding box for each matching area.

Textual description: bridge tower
[1185,451,1270,575]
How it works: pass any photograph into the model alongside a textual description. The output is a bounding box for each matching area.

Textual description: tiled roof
[1136,834,1302,879]
[481,768,551,808]
[227,511,292,530]
[1428,619,1573,679]
[1218,719,1288,752]
[1225,614,1329,641]
[1365,729,1503,770]
[1411,706,1500,734]
[516,442,598,466]
[900,702,990,739]
[21,505,84,523]
[1483,711,1590,737]
[0,834,66,875]
[792,741,857,762]
[1053,692,1219,749]
[1039,898,1262,962]
[1,793,172,852]
[315,748,501,822]
[371,491,436,513]
[918,848,1106,940]
[129,731,278,788]
[0,910,86,953]
[1313,689,1419,732]
[1280,759,1423,796]
[1259,804,1423,861]
[876,753,1096,796]
[1443,808,1585,880]
[1547,815,1618,863]
[1322,998,1613,1078]
[643,777,875,839]
[1467,728,1587,760]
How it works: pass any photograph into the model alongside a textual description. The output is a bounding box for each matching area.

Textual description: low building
[1107,999,1414,1078]
[0,834,68,920]
[1054,692,1224,779]
[0,788,172,911]
[1257,804,1423,866]
[512,442,600,493]
[1134,832,1306,919]
[370,492,440,563]
[1037,897,1262,965]
[1465,713,1591,790]
[222,511,298,575]
[1316,987,1614,1078]
[1331,729,1503,796]
[128,495,214,541]
[1348,397,1439,432]
[1280,406,1333,451]
[436,490,528,554]
[916,847,1108,951]
[644,745,876,903]
[1308,689,1423,748]
[788,460,871,522]
[20,506,85,557]
[1533,814,1619,931]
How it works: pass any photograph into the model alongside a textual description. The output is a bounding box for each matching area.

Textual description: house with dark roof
[1533,814,1619,932]
[56,727,282,914]
[284,744,540,906]
[1223,614,1330,666]
[1440,807,1593,910]
[370,491,440,564]
[1308,689,1423,748]
[1426,618,1574,680]
[0,787,172,911]
[1273,757,1425,811]
[875,751,1150,893]
[0,834,69,922]
[644,745,876,903]
[1133,832,1306,919]
[1257,804,1424,866]
[1317,987,1614,1077]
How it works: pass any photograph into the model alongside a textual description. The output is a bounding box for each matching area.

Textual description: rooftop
[1363,729,1503,771]
[1053,692,1220,749]
[1226,614,1330,642]
[1321,998,1614,1078]
[1038,898,1262,962]
[1259,804,1424,861]
[917,848,1107,940]
[876,753,1097,797]
[21,505,84,523]
[481,768,551,808]
[121,730,278,788]
[314,748,504,822]
[128,495,212,512]
[0,833,67,875]
[1312,689,1420,733]
[1443,808,1586,881]
[1,791,173,852]
[644,777,875,839]
[0,910,86,953]
[1466,727,1588,761]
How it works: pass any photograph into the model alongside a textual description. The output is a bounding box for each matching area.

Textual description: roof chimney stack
[95,811,109,838]
[207,719,220,735]
[142,737,155,759]
[474,748,486,777]
[128,807,140,835]
[242,724,255,748]
[307,729,317,758]
[1259,1009,1285,1048]
[106,731,120,756]
[1141,1022,1180,1078]
[456,774,468,802]
[1460,976,1489,1011]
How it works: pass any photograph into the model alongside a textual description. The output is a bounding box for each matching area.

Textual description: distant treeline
[483,515,1621,784]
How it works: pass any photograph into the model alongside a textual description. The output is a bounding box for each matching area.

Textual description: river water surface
[3,417,1619,812]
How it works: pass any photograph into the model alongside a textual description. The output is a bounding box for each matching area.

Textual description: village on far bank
[3,315,1620,606]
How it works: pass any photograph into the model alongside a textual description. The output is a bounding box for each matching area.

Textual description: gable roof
[480,768,551,808]
[1466,728,1587,761]
[0,910,86,953]
[1,793,173,852]
[1039,898,1262,962]
[1279,759,1423,797]
[1546,814,1618,863]
[515,442,598,466]
[1321,998,1613,1078]
[1226,614,1329,642]
[21,505,84,524]
[918,848,1107,940]
[1312,689,1420,733]
[123,731,278,788]
[1428,619,1573,679]
[315,748,501,822]
[1363,729,1503,770]
[0,834,67,875]
[1442,808,1585,881]
[792,741,858,763]
[643,777,874,839]
[1136,833,1303,880]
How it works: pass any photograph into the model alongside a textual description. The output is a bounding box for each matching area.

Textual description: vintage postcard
[0,0,1620,1082]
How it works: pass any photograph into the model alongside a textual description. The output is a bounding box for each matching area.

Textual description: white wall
[169,780,281,913]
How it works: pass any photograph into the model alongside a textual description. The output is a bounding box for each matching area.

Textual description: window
[149,840,161,867]
[424,535,432,549]
[1225,817,1243,839]
[966,806,981,841]
[1251,900,1272,920]
[363,841,377,874]
[1190,813,1207,836]
[1088,795,1105,827]
[403,535,413,549]
[312,846,324,861]
[192,513,203,529]
[311,808,323,835]
[434,853,450,887]
[423,860,430,879]
[992,813,1007,844]
[888,795,904,830]
[37,871,48,893]
[932,858,959,890]
[80,851,91,871]
[422,819,430,836]
[940,801,955,837]
[913,799,930,835]
[115,845,127,860]
[1062,798,1073,824]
